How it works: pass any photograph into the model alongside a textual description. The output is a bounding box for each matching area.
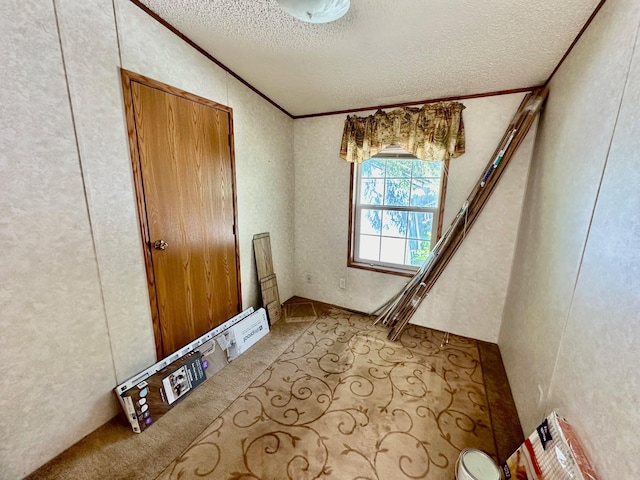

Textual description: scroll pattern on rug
[157,307,495,480]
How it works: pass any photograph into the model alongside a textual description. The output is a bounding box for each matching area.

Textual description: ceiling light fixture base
[276,0,350,24]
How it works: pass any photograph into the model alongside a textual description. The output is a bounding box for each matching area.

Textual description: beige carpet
[25,318,315,480]
[27,299,522,479]
[156,306,496,479]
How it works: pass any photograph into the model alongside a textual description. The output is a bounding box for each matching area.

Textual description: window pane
[406,240,431,266]
[380,237,406,264]
[360,209,381,235]
[384,179,411,206]
[408,212,433,240]
[381,210,407,237]
[385,160,413,178]
[361,159,386,178]
[358,235,380,261]
[353,158,444,271]
[410,178,440,207]
[360,179,384,205]
[412,161,443,177]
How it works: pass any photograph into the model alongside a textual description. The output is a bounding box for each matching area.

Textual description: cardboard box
[197,336,230,379]
[503,411,599,480]
[225,308,269,360]
[121,351,206,432]
[115,308,255,398]
[115,308,270,433]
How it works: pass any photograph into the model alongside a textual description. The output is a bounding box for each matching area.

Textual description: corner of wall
[497,6,640,477]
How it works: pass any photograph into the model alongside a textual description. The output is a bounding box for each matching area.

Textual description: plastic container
[456,448,501,480]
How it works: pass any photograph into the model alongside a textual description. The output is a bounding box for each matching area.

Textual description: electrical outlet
[305,274,311,283]
[339,278,346,289]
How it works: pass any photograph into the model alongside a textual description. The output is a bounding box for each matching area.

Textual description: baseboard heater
[114,307,269,432]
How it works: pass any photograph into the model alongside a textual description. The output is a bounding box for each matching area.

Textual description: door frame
[120,68,242,360]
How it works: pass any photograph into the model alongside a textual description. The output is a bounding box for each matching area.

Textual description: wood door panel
[131,81,239,355]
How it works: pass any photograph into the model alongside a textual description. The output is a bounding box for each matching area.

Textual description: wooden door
[122,70,241,358]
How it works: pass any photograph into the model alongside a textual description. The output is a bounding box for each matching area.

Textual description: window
[349,157,446,275]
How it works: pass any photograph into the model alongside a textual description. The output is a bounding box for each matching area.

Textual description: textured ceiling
[138,0,600,116]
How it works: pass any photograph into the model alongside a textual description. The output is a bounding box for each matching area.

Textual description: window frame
[347,157,448,277]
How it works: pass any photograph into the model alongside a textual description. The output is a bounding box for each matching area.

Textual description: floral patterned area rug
[156,306,496,480]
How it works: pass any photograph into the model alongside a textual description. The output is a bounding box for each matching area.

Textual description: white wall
[0,3,118,477]
[499,0,640,477]
[57,0,156,384]
[0,1,295,478]
[293,94,537,342]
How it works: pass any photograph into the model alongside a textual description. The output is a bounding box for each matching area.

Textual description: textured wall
[226,76,295,306]
[293,93,536,342]
[0,1,295,478]
[499,0,640,477]
[0,2,118,478]
[56,0,155,382]
[114,0,295,315]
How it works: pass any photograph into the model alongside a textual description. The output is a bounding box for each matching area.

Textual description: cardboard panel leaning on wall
[545,16,640,478]
[498,0,640,434]
[0,1,118,478]
[55,0,156,383]
[226,76,296,309]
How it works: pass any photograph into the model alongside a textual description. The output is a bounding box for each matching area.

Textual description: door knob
[153,239,169,250]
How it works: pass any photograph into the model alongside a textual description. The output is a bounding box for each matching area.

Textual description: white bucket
[455,448,501,480]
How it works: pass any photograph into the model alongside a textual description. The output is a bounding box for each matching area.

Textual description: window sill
[348,260,416,278]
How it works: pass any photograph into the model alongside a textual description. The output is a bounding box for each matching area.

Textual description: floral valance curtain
[339,101,466,163]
